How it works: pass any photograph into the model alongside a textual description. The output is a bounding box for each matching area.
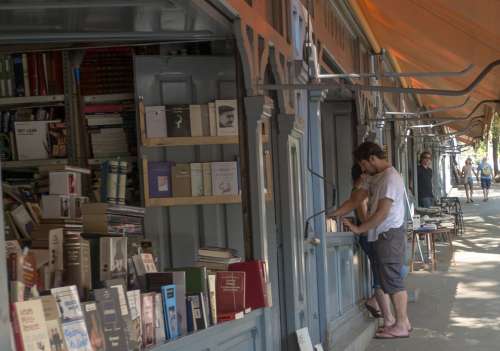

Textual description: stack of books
[195,247,242,271]
[81,202,145,236]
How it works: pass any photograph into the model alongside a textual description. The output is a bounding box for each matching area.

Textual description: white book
[208,102,217,136]
[215,99,238,136]
[14,300,51,351]
[50,171,82,195]
[50,285,84,322]
[211,161,239,196]
[11,205,34,239]
[208,274,217,325]
[14,121,51,160]
[145,106,168,138]
[202,163,212,196]
[189,105,203,137]
[41,195,71,219]
[191,163,203,197]
[154,293,166,344]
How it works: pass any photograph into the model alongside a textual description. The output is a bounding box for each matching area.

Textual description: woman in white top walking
[462,158,478,203]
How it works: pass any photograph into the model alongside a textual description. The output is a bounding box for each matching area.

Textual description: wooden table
[410,227,454,272]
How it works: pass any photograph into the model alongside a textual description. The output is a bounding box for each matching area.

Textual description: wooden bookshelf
[0,94,65,106]
[146,195,241,207]
[1,158,68,169]
[87,156,137,166]
[143,135,239,147]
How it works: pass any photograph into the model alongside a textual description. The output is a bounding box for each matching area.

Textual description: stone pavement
[366,183,500,351]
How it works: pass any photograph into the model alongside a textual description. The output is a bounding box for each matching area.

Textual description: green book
[170,267,207,295]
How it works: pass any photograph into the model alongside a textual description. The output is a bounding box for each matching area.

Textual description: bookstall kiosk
[0,2,270,350]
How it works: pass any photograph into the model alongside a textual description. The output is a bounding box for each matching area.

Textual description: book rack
[142,158,241,207]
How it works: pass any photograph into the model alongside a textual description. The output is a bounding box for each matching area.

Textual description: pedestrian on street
[478,157,493,201]
[328,142,411,339]
[461,158,478,203]
[417,151,434,208]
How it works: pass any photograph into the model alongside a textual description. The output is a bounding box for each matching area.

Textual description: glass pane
[339,246,354,312]
[327,244,340,318]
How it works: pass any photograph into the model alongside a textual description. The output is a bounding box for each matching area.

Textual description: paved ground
[366,183,500,351]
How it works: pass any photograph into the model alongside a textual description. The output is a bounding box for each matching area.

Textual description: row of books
[0,108,67,161]
[0,52,64,98]
[148,161,240,198]
[145,99,238,139]
[79,48,134,96]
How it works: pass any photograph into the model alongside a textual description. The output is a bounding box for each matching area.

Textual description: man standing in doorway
[417,151,433,208]
[329,142,411,339]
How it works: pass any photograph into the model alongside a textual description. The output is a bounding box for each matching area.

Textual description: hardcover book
[215,99,238,136]
[189,104,203,137]
[126,290,143,349]
[171,163,191,197]
[154,293,166,344]
[41,295,68,351]
[190,163,203,197]
[166,105,190,137]
[13,299,51,351]
[140,293,155,348]
[14,121,49,161]
[161,284,178,340]
[63,234,92,299]
[107,283,137,351]
[145,105,167,138]
[211,162,239,196]
[50,285,84,322]
[81,302,105,351]
[41,195,71,219]
[94,288,129,350]
[208,102,216,136]
[208,274,217,326]
[186,293,208,330]
[49,172,82,196]
[61,319,93,351]
[100,236,128,282]
[132,253,157,276]
[147,161,172,198]
[229,260,271,309]
[202,163,212,196]
[216,271,246,318]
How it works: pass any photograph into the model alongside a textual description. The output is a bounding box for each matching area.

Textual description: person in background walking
[417,151,433,208]
[478,157,493,201]
[461,158,477,203]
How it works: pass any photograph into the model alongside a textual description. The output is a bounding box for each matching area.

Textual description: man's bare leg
[386,290,410,336]
[374,288,394,327]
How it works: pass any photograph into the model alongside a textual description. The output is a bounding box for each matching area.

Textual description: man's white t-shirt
[362,166,406,242]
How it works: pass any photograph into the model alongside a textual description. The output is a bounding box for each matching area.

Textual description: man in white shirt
[328,142,410,339]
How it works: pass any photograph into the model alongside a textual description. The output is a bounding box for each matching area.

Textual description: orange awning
[353,0,500,139]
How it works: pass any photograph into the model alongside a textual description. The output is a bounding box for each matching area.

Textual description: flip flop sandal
[374,331,410,339]
[377,326,413,333]
[365,303,382,318]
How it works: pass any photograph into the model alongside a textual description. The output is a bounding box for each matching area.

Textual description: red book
[229,260,270,310]
[27,53,38,96]
[51,52,64,94]
[83,104,126,114]
[36,53,47,96]
[10,304,25,351]
[215,271,245,318]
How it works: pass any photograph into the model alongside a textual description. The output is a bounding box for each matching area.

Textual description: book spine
[190,163,203,197]
[10,304,25,351]
[208,102,216,136]
[208,275,217,325]
[27,53,38,96]
[21,54,30,97]
[12,54,25,97]
[36,53,47,96]
[63,238,83,297]
[189,105,203,137]
[118,161,128,205]
[202,163,212,196]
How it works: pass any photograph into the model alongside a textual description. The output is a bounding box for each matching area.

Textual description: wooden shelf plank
[143,136,239,147]
[83,93,134,104]
[1,158,68,169]
[146,195,241,207]
[0,95,65,106]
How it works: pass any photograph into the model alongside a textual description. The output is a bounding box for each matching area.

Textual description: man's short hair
[420,151,431,162]
[354,142,385,162]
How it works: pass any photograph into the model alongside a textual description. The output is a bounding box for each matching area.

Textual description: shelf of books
[143,135,239,147]
[0,94,65,106]
[2,158,69,169]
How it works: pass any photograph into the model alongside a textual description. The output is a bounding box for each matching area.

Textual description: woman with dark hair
[351,164,394,324]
